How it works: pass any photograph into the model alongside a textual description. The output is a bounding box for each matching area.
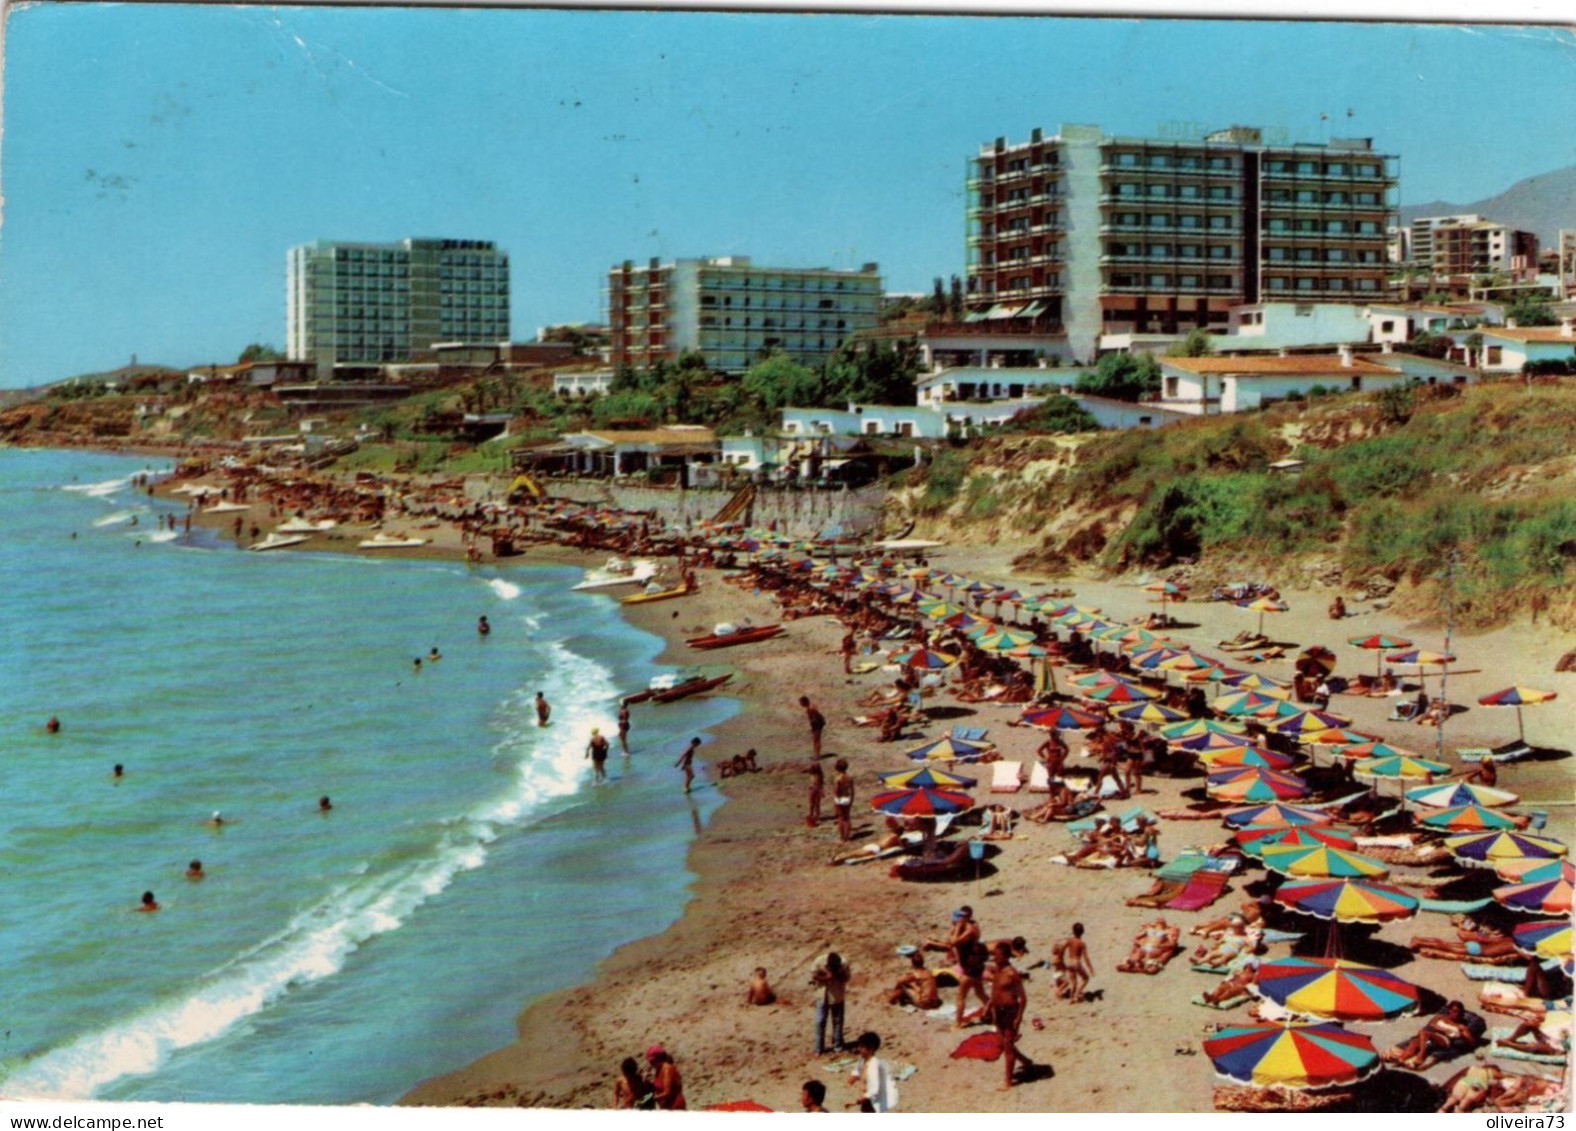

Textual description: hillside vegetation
[892,381,1576,632]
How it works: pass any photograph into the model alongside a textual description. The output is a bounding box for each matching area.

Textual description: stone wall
[541,480,889,540]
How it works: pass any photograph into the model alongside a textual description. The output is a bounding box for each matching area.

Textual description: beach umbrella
[877,765,979,790]
[1218,671,1292,693]
[941,610,988,631]
[1254,698,1313,721]
[1111,627,1169,649]
[1161,718,1248,741]
[963,620,1006,639]
[1494,857,1570,884]
[1222,803,1333,830]
[1416,804,1522,832]
[1348,632,1413,678]
[1260,844,1390,880]
[919,598,966,619]
[1445,830,1568,868]
[1405,781,1519,809]
[1304,728,1384,748]
[903,736,993,763]
[1007,643,1050,659]
[1182,663,1243,685]
[1512,919,1572,961]
[1200,745,1298,772]
[1202,1021,1380,1089]
[1385,648,1456,686]
[1239,596,1290,636]
[894,647,957,671]
[1237,825,1357,855]
[1068,668,1132,689]
[1083,681,1160,705]
[1213,690,1291,717]
[1494,862,1574,916]
[1352,754,1450,781]
[1326,739,1414,760]
[1171,731,1260,755]
[1019,704,1103,731]
[1271,709,1355,739]
[1114,701,1188,726]
[1158,651,1221,674]
[976,628,1038,652]
[1207,767,1309,803]
[1251,958,1420,1023]
[1129,646,1190,670]
[1273,878,1419,924]
[1476,686,1558,746]
[868,785,974,818]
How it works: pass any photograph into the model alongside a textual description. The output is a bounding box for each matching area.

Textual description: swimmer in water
[113,763,124,780]
[137,891,161,912]
[207,810,225,827]
[428,647,442,662]
[186,860,205,880]
[477,616,491,637]
[413,657,423,673]
[319,795,333,812]
[46,716,60,734]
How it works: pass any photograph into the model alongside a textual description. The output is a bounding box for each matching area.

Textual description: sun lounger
[1192,993,1253,1010]
[1462,963,1529,981]
[1419,897,1496,915]
[1028,762,1051,793]
[990,761,1024,793]
[1162,869,1231,911]
[839,845,908,865]
[951,725,989,743]
[1458,743,1533,763]
[1490,1029,1568,1064]
[1388,701,1422,723]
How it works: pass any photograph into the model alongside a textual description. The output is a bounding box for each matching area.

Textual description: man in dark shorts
[617,705,631,754]
[535,691,551,727]
[987,940,1032,1089]
[800,695,827,758]
[586,727,611,783]
[954,934,990,1029]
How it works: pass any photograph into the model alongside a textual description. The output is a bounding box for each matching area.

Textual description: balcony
[1101,281,1242,296]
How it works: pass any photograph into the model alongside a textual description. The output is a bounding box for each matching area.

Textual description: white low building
[1159,348,1406,414]
[780,405,950,439]
[1222,302,1374,351]
[915,365,1078,407]
[552,369,617,398]
[1475,323,1576,373]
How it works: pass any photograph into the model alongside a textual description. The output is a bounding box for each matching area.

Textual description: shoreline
[45,446,1576,1112]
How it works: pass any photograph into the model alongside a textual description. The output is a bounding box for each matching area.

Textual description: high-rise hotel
[607,256,883,374]
[287,238,510,377]
[965,124,1397,358]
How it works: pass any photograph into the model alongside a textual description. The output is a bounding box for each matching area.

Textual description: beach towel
[1354,835,1417,849]
[951,725,989,743]
[1490,1028,1568,1064]
[1261,929,1306,946]
[1192,993,1252,1010]
[950,1032,1004,1061]
[1155,854,1210,883]
[1163,869,1231,911]
[990,761,1024,793]
[1419,897,1496,915]
[850,661,882,674]
[1028,762,1051,793]
[1128,881,1187,909]
[840,846,907,865]
[1462,963,1529,981]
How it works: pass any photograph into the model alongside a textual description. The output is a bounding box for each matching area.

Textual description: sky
[1,6,1573,387]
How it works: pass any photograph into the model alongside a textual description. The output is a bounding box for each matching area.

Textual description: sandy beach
[144,457,1571,1113]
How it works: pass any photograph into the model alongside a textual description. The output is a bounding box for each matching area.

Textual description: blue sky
[1,7,1573,387]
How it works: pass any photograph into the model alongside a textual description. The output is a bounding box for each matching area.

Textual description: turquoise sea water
[0,447,731,1104]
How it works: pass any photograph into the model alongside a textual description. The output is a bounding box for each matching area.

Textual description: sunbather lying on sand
[1191,899,1265,939]
[1191,915,1260,968]
[1199,954,1261,1005]
[1438,1058,1505,1113]
[1495,1011,1573,1058]
[1116,918,1181,974]
[1383,1001,1485,1069]
[1410,920,1519,961]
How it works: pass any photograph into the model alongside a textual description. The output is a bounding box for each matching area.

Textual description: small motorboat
[620,581,695,605]
[249,532,310,552]
[686,623,786,650]
[572,557,656,592]
[359,533,429,549]
[651,673,733,703]
[278,517,337,534]
[623,670,733,706]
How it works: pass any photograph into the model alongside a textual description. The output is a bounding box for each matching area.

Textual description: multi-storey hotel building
[607,256,883,374]
[965,124,1397,358]
[287,238,510,377]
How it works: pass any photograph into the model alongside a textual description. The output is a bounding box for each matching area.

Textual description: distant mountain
[1400,166,1576,247]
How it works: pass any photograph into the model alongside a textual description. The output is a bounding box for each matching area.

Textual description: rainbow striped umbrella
[1405,782,1519,809]
[1271,709,1355,738]
[1214,690,1292,717]
[1353,754,1450,781]
[1068,668,1133,689]
[1445,830,1568,867]
[1386,648,1455,666]
[1260,844,1390,880]
[1161,718,1248,741]
[1494,860,1574,916]
[1255,698,1314,721]
[1200,745,1298,772]
[1159,651,1221,674]
[903,736,994,763]
[1305,728,1385,748]
[1184,663,1244,684]
[963,619,1004,638]
[1348,632,1413,677]
[1477,686,1558,745]
[1274,878,1419,923]
[1251,957,1420,1022]
[1130,646,1192,670]
[1512,919,1572,961]
[1218,672,1292,693]
[1495,857,1570,884]
[869,785,974,818]
[877,765,979,790]
[1417,804,1522,832]
[1239,596,1290,636]
[1171,731,1259,754]
[1223,803,1333,830]
[919,598,969,620]
[976,628,1038,652]
[1330,740,1418,761]
[1114,700,1188,725]
[1019,704,1103,731]
[1207,767,1309,803]
[1083,680,1160,705]
[1237,825,1357,855]
[1203,1021,1380,1089]
[893,647,957,671]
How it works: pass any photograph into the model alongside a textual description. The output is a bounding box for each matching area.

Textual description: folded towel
[1462,963,1529,981]
[990,761,1024,793]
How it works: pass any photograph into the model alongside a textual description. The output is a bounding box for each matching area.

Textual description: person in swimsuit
[805,762,824,827]
[645,1045,685,1110]
[185,861,205,880]
[587,728,611,783]
[136,891,160,912]
[535,691,551,727]
[831,759,854,842]
[987,941,1032,1089]
[617,705,631,754]
[887,951,941,1009]
[674,737,701,794]
[612,1056,652,1110]
[477,616,491,638]
[1053,923,1093,1002]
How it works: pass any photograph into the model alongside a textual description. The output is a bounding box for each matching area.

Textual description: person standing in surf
[587,727,611,783]
[675,737,702,793]
[535,691,551,727]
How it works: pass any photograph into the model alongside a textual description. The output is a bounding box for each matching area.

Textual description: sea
[0,447,734,1105]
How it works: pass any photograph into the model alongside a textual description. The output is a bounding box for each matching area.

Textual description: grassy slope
[894,381,1576,631]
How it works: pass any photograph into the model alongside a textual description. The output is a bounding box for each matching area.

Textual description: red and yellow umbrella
[1477,686,1558,746]
[1416,804,1522,832]
[1251,957,1420,1022]
[1083,680,1160,705]
[1237,825,1357,855]
[1203,1021,1380,1089]
[1199,745,1298,772]
[1207,767,1309,803]
[1274,878,1419,923]
[1348,632,1412,678]
[1494,859,1574,916]
[1260,844,1390,880]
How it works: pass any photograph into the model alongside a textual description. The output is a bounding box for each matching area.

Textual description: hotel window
[1115,153,1139,167]
[1147,244,1172,257]
[1267,278,1289,291]
[1148,274,1170,287]
[1179,245,1201,258]
[1179,184,1201,199]
[1207,274,1233,288]
[1148,215,1173,228]
[1179,274,1201,288]
[1326,192,1348,204]
[1354,192,1379,205]
[1207,187,1232,200]
[1147,154,1169,169]
[1147,184,1170,198]
[1295,278,1315,291]
[1178,214,1201,229]
[1208,157,1232,170]
[1207,246,1231,259]
[1326,162,1347,176]
[1208,216,1231,230]
[1295,190,1317,203]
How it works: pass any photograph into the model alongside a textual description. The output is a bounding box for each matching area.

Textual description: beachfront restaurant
[553,426,720,485]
